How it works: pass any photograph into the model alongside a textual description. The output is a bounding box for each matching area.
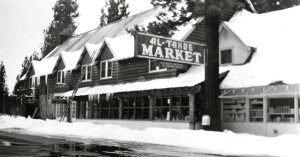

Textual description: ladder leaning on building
[59,50,98,122]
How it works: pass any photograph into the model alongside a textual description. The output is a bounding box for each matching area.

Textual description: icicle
[88,95,92,102]
[98,94,100,103]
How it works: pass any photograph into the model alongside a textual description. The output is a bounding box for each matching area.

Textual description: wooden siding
[185,0,247,44]
[57,58,65,70]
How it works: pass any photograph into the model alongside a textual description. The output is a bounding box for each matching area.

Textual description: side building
[17,1,255,130]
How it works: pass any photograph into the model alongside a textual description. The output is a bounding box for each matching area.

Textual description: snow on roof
[220,6,300,89]
[85,43,102,61]
[32,57,59,77]
[105,34,135,61]
[172,17,204,40]
[57,65,228,97]
[60,49,83,71]
[44,7,162,60]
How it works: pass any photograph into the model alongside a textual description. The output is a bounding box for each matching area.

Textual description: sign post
[135,33,206,66]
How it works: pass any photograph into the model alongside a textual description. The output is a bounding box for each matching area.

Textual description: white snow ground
[0,115,299,157]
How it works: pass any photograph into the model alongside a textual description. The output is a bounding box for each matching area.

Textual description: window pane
[62,71,65,83]
[150,60,157,71]
[87,66,91,80]
[101,62,106,78]
[221,50,232,64]
[82,66,86,80]
[107,62,112,77]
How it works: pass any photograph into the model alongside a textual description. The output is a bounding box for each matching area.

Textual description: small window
[82,65,92,81]
[100,61,112,79]
[221,49,232,64]
[29,77,32,88]
[149,60,165,72]
[57,70,66,84]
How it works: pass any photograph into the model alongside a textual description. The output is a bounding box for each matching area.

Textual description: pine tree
[40,0,79,58]
[99,0,130,27]
[251,0,300,13]
[0,62,8,113]
[13,52,41,96]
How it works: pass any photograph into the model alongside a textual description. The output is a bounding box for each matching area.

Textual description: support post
[149,96,154,120]
[118,98,123,119]
[263,96,268,123]
[294,95,298,123]
[189,93,195,130]
[245,98,250,122]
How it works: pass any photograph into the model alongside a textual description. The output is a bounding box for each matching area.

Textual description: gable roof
[220,6,300,89]
[44,7,162,59]
[29,57,58,77]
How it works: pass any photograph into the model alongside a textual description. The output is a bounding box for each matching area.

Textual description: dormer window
[100,60,112,79]
[149,60,166,72]
[57,70,66,84]
[220,49,232,64]
[29,76,39,88]
[82,65,92,81]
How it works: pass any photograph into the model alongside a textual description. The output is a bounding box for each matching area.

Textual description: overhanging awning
[220,84,300,98]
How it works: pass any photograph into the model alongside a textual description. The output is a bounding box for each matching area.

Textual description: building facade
[17,0,255,130]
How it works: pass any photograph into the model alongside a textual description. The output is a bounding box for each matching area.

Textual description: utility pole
[204,0,224,131]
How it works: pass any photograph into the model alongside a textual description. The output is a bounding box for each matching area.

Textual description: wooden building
[218,6,300,136]
[18,0,255,130]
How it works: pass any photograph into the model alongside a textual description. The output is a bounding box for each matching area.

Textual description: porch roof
[220,84,300,98]
[55,65,208,97]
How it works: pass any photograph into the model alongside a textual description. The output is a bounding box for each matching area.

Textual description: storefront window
[122,98,135,119]
[171,96,189,121]
[93,101,101,119]
[154,97,169,120]
[250,98,263,122]
[223,98,246,122]
[268,98,294,122]
[100,95,109,119]
[136,97,150,120]
[110,98,119,119]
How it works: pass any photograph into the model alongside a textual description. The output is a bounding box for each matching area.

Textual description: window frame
[220,49,232,65]
[148,59,166,73]
[100,60,113,79]
[56,70,66,84]
[81,64,92,82]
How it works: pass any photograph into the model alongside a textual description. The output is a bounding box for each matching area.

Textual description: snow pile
[220,6,300,89]
[0,115,299,157]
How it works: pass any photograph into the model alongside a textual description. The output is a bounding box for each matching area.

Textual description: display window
[223,98,246,122]
[268,98,294,122]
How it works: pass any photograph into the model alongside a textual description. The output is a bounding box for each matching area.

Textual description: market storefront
[220,84,300,136]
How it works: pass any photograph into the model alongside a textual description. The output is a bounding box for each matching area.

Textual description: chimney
[60,24,77,44]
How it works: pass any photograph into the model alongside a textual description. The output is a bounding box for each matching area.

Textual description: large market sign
[135,33,206,65]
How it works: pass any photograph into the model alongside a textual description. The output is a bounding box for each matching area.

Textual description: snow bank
[0,115,299,157]
[220,6,300,89]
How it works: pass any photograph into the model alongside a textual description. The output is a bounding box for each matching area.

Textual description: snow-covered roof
[220,6,300,89]
[85,43,102,61]
[31,57,58,77]
[44,7,163,59]
[104,34,135,61]
[60,49,83,71]
[56,66,228,97]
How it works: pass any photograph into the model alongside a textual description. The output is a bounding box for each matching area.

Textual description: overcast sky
[0,0,153,93]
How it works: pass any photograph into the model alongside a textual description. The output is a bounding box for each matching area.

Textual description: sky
[0,0,153,93]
